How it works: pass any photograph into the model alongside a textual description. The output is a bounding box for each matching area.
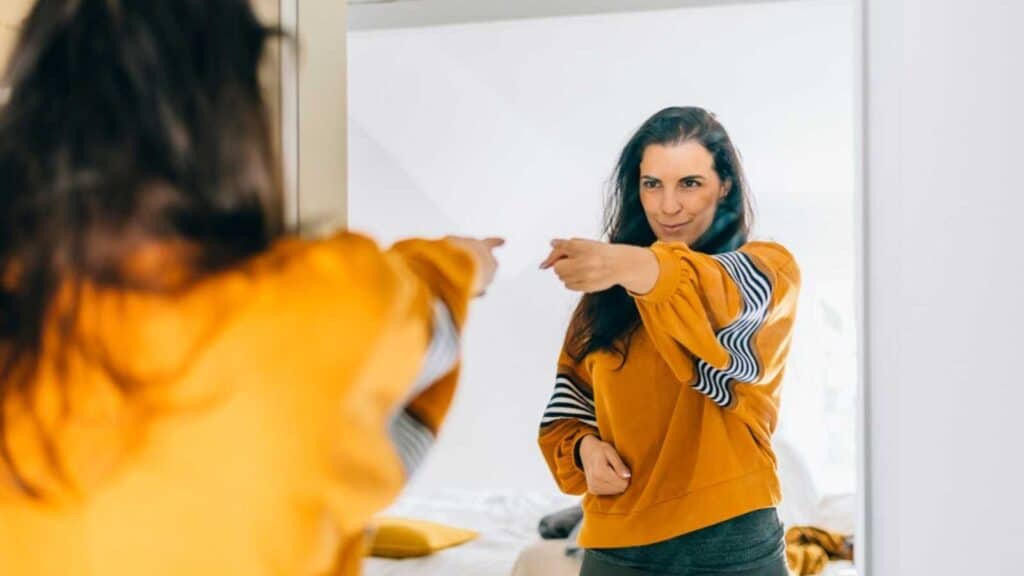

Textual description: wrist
[614,245,659,295]
[575,433,598,469]
[607,244,635,283]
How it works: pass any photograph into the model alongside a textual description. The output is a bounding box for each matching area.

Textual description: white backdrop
[347,0,856,496]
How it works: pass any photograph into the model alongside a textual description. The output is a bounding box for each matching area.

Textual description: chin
[656,233,692,245]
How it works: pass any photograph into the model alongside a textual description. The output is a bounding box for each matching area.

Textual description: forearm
[611,244,660,295]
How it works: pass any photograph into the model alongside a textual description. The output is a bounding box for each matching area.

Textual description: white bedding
[362,489,577,576]
[362,488,856,576]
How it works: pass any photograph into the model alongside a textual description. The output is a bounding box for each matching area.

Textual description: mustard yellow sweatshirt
[538,241,800,548]
[0,233,476,576]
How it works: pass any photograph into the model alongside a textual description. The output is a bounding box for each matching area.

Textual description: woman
[0,1,500,574]
[539,106,800,576]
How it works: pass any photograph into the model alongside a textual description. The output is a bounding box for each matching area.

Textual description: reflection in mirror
[348,2,858,575]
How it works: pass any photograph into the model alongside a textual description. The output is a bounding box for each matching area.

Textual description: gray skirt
[580,508,788,576]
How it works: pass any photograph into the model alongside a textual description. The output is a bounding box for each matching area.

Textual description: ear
[719,179,732,201]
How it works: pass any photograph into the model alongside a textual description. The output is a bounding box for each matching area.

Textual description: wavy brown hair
[568,106,753,364]
[0,0,285,495]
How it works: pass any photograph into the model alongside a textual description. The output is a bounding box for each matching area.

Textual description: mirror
[347,2,859,575]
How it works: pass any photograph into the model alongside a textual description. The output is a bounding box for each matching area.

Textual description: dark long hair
[0,0,284,494]
[567,106,753,364]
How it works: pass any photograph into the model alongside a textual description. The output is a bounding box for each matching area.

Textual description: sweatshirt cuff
[630,243,685,304]
[573,436,586,471]
[389,238,478,328]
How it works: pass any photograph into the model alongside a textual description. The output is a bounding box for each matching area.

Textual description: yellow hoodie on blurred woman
[0,233,476,576]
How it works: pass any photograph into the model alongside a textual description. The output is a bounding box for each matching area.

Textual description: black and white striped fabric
[389,409,435,474]
[408,299,460,397]
[389,299,459,475]
[693,251,773,407]
[540,372,597,429]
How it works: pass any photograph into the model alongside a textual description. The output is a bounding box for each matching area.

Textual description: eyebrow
[640,174,706,181]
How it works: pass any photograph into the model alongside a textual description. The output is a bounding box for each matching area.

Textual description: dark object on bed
[538,505,584,539]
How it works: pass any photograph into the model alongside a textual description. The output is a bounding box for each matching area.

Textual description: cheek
[639,191,659,219]
[688,190,721,218]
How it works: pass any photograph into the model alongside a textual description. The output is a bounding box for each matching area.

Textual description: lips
[659,222,688,232]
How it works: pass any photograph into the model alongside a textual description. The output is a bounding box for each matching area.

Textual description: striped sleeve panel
[389,299,459,476]
[389,409,435,475]
[693,251,773,408]
[540,372,596,429]
[407,299,460,398]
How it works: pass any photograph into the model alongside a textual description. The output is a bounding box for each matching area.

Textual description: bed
[362,488,856,576]
[363,439,856,576]
[362,489,578,576]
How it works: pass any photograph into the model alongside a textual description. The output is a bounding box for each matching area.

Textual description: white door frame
[301,0,871,572]
[280,0,348,233]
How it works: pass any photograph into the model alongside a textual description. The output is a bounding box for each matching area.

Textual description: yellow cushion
[369,517,479,558]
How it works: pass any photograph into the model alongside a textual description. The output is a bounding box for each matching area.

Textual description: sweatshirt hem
[578,467,781,549]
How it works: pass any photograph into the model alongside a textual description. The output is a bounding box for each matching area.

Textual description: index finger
[540,246,570,270]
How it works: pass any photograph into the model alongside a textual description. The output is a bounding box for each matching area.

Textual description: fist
[540,238,621,293]
[579,435,631,496]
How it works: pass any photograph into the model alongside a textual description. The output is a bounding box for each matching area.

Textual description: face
[638,141,731,245]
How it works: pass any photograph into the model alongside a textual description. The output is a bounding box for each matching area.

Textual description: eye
[641,180,661,189]
[682,179,702,189]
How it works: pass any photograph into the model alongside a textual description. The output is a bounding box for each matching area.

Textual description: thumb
[550,238,577,255]
[603,446,632,479]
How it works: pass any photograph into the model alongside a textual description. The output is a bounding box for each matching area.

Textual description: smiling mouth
[658,222,690,230]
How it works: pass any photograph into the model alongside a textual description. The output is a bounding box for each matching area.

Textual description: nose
[660,190,683,216]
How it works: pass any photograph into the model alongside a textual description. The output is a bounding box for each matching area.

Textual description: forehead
[640,141,715,177]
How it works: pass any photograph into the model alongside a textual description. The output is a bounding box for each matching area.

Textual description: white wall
[864,0,1024,574]
[348,0,797,30]
[348,0,857,496]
